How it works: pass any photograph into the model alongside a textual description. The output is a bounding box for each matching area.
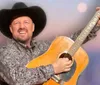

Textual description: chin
[17,38,29,43]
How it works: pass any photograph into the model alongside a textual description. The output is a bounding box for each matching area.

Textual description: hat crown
[12,2,28,9]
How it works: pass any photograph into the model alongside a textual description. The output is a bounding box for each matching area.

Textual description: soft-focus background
[0,0,100,85]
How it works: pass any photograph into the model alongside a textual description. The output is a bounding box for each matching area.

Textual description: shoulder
[33,40,52,52]
[36,40,51,46]
[0,41,16,52]
[0,41,18,60]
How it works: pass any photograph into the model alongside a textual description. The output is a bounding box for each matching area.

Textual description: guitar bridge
[51,75,64,85]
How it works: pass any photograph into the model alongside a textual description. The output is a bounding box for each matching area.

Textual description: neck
[24,39,32,48]
[14,38,32,48]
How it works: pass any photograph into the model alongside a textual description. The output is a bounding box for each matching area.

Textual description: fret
[68,10,100,56]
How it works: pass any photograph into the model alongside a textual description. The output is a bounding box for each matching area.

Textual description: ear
[32,23,35,32]
[9,25,13,33]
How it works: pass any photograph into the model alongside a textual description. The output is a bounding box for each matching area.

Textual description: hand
[96,7,100,26]
[52,58,73,74]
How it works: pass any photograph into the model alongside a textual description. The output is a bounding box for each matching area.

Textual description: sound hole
[59,52,72,60]
[59,52,76,82]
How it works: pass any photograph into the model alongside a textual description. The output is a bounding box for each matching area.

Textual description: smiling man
[0,2,100,85]
[10,16,35,47]
[0,2,73,85]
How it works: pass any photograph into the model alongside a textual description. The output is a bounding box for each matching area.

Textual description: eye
[24,21,30,24]
[14,21,19,25]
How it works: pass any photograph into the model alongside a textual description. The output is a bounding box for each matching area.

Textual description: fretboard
[68,10,100,56]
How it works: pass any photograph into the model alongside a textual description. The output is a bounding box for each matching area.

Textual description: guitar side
[26,36,89,85]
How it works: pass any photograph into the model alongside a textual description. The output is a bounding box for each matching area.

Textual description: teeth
[19,31,26,34]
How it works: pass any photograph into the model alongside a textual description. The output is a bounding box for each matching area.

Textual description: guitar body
[26,36,89,85]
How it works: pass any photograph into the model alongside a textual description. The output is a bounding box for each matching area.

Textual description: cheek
[14,28,18,33]
[12,28,19,36]
[29,26,34,33]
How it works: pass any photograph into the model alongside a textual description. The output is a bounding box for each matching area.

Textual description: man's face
[10,16,34,43]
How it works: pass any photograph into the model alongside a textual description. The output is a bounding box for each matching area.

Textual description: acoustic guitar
[26,11,100,85]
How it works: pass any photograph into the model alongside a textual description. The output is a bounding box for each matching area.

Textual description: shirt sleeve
[0,44,55,85]
[70,25,100,44]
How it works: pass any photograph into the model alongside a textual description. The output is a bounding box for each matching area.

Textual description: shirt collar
[11,38,36,49]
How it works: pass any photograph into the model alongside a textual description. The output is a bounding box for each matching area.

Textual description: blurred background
[0,0,100,85]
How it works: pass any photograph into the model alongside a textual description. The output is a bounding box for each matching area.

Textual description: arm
[0,45,54,85]
[71,25,100,44]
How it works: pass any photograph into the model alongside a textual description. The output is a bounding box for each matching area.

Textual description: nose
[19,22,25,29]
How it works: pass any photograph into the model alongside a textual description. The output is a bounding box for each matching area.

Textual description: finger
[65,60,73,65]
[62,58,69,61]
[65,61,73,68]
[97,20,100,26]
[64,68,71,72]
[96,7,100,11]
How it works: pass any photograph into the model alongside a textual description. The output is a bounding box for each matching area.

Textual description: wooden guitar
[26,11,100,85]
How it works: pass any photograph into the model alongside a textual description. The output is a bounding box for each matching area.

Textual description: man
[0,2,73,85]
[0,2,100,85]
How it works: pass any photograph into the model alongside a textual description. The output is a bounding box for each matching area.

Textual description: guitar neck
[68,10,100,56]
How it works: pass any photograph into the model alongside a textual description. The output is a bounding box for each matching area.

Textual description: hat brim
[0,6,46,38]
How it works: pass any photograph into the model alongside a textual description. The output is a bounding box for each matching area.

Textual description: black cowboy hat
[0,2,46,38]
